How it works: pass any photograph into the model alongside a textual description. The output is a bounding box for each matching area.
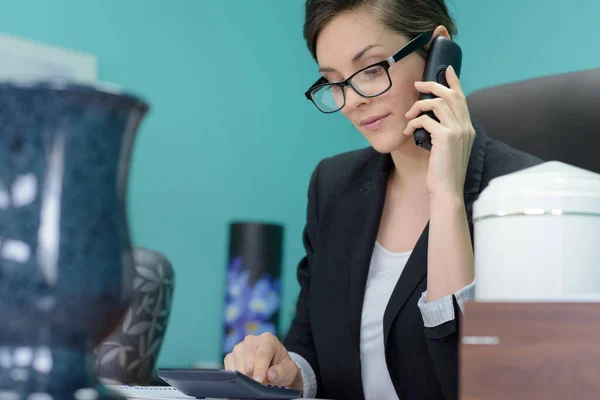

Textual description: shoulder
[308,146,381,212]
[480,135,544,188]
[314,146,377,186]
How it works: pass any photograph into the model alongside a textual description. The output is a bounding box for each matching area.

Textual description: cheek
[385,59,425,113]
[383,74,420,118]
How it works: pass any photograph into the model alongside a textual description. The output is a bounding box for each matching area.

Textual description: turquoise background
[0,0,597,367]
[450,0,599,94]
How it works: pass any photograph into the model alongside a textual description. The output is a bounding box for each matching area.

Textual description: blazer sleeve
[422,295,463,400]
[282,161,323,394]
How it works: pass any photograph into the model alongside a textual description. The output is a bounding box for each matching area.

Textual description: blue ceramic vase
[0,81,148,399]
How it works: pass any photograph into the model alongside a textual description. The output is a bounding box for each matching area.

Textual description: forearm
[427,193,474,302]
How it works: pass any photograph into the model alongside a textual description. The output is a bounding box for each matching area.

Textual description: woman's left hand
[403,65,475,198]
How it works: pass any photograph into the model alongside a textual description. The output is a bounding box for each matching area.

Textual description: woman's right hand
[223,332,303,392]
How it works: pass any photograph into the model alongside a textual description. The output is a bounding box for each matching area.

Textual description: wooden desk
[459,302,600,399]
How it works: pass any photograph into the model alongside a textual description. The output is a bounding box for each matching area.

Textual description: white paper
[107,385,193,400]
[0,33,97,82]
[107,385,315,400]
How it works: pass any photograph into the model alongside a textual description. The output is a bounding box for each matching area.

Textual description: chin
[364,128,412,153]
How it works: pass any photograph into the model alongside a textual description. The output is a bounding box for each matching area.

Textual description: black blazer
[283,125,543,400]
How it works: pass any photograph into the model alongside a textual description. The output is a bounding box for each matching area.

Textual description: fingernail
[253,374,264,383]
[268,370,277,382]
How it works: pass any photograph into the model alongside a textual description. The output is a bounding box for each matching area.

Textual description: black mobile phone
[413,36,462,150]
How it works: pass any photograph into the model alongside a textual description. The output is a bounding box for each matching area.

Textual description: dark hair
[303,0,458,60]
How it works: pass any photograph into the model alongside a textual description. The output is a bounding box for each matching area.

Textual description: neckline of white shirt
[374,241,413,257]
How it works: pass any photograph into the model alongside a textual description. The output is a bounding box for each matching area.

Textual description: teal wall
[0,0,598,369]
[449,0,600,94]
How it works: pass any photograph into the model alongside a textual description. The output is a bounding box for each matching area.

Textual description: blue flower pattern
[224,256,280,354]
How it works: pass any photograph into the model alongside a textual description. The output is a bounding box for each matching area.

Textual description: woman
[225,0,541,399]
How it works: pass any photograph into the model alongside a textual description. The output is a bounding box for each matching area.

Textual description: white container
[473,161,600,302]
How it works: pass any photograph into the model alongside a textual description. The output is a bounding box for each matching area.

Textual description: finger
[244,350,255,376]
[231,343,247,375]
[268,359,298,386]
[242,336,260,376]
[224,353,234,370]
[252,341,277,383]
[414,80,453,100]
[414,79,466,116]
[445,65,464,94]
[403,114,447,137]
[405,97,456,124]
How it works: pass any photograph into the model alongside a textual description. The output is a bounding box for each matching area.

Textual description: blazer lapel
[340,153,393,388]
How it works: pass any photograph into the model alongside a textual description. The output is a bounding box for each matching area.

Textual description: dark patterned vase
[0,81,148,400]
[95,248,175,385]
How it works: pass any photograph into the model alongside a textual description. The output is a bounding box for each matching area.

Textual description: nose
[343,85,368,111]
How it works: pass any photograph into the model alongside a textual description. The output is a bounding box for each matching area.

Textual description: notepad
[107,385,194,400]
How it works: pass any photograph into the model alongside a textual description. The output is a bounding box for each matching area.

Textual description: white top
[359,242,411,400]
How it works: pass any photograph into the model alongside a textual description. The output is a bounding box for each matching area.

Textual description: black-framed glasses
[304,31,433,114]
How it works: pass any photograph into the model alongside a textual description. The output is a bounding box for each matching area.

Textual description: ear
[425,25,452,50]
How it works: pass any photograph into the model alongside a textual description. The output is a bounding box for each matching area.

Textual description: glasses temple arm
[388,31,433,65]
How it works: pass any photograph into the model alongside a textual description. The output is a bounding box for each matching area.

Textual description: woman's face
[315,10,426,153]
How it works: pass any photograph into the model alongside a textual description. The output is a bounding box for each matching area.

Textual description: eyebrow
[318,43,383,73]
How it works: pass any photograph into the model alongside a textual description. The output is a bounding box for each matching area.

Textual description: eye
[363,65,384,77]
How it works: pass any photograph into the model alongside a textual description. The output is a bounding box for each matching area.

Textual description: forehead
[315,10,405,67]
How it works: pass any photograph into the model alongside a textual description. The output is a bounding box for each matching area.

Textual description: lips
[360,114,390,131]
